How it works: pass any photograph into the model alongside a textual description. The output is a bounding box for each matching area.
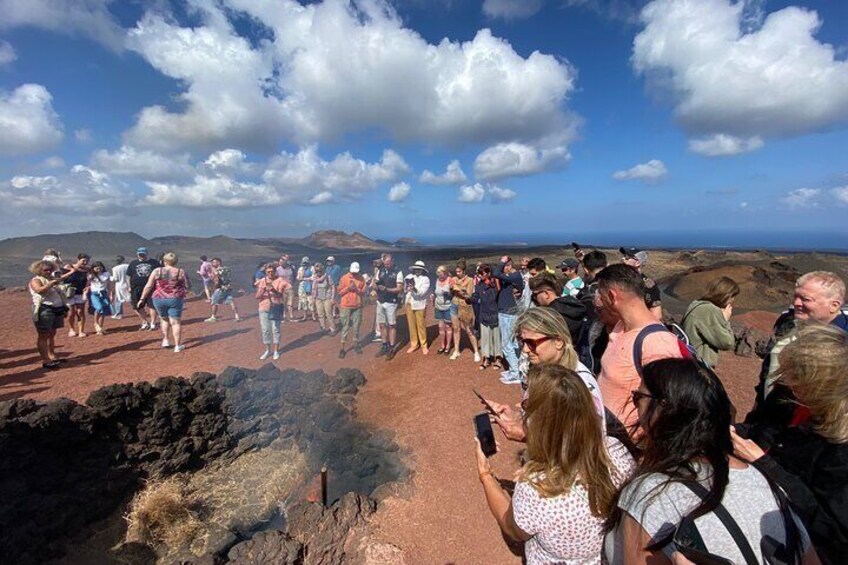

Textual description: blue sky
[0,0,847,246]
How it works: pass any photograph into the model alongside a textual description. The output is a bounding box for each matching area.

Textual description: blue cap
[137,247,148,254]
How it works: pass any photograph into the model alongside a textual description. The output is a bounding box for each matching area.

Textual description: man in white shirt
[110,255,130,319]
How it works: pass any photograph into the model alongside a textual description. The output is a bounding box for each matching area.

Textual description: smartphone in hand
[474,412,497,457]
[571,241,581,251]
[472,389,497,415]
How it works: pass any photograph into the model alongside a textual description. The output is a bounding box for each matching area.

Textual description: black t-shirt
[64,268,89,294]
[127,258,161,289]
[376,266,401,304]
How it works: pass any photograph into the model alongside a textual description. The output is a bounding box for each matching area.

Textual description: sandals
[479,359,491,371]
[42,360,61,370]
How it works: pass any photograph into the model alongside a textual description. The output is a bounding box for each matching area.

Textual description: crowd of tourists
[25,242,848,563]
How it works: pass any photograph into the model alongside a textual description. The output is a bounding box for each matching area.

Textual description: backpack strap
[679,481,760,565]
[632,324,669,378]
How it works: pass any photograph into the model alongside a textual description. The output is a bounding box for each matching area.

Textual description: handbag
[268,303,284,321]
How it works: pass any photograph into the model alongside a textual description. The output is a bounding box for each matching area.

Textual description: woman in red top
[139,252,190,353]
[255,264,291,360]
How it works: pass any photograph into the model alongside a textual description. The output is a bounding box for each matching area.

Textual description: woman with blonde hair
[28,259,75,368]
[474,363,634,564]
[449,259,480,362]
[484,306,605,442]
[681,276,740,368]
[432,265,454,354]
[733,324,848,564]
[138,252,190,352]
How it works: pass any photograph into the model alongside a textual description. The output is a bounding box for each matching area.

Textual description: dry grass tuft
[124,447,308,561]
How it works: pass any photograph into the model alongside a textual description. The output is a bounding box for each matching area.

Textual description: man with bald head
[746,270,848,426]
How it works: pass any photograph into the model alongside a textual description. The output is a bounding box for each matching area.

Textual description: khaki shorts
[375,302,398,326]
[283,287,294,308]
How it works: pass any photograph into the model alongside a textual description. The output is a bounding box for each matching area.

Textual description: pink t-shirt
[598,321,683,429]
[255,277,290,312]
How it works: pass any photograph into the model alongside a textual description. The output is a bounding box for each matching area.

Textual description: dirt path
[0,289,766,564]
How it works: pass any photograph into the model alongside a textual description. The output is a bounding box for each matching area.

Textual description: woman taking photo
[311,262,336,334]
[486,307,605,442]
[449,259,480,362]
[404,260,431,355]
[63,253,91,337]
[432,265,454,354]
[681,276,739,368]
[85,261,112,335]
[732,324,848,565]
[606,358,813,564]
[138,252,190,353]
[474,363,634,564]
[28,259,74,369]
[255,264,291,360]
[472,264,501,370]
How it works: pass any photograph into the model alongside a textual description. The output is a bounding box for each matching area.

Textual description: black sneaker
[386,346,396,361]
[338,349,347,359]
[354,344,363,354]
[376,343,388,358]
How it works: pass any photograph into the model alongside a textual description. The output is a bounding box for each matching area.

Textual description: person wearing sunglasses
[28,259,75,369]
[475,363,634,565]
[605,358,814,565]
[483,307,604,442]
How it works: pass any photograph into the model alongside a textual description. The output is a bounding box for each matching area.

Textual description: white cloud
[633,0,848,153]
[740,201,749,208]
[688,134,764,157]
[488,184,517,201]
[91,145,194,182]
[0,0,125,51]
[308,191,334,205]
[1,165,131,212]
[43,156,65,169]
[458,183,486,203]
[0,40,16,65]
[74,128,92,143]
[419,160,467,185]
[142,145,408,208]
[831,186,848,205]
[483,0,544,20]
[122,1,577,156]
[474,141,570,181]
[0,84,63,155]
[388,182,411,203]
[780,188,820,209]
[612,159,668,182]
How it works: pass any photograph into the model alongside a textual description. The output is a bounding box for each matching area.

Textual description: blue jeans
[498,312,519,376]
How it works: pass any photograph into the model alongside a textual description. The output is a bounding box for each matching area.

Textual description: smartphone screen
[472,389,497,415]
[474,412,497,457]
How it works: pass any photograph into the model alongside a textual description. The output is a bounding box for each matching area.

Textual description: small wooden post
[320,465,328,507]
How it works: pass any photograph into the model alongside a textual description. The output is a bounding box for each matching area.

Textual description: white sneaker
[449,350,461,360]
[149,322,157,331]
[68,330,77,337]
[234,315,242,322]
[499,371,522,385]
[474,352,482,363]
[162,339,171,348]
[173,345,185,353]
[272,351,280,360]
[259,350,271,360]
[204,316,218,323]
[140,322,149,330]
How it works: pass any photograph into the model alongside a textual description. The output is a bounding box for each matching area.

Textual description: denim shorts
[89,291,112,315]
[153,297,185,319]
[211,289,234,305]
[434,307,452,321]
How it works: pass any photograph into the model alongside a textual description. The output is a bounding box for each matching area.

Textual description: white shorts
[68,295,86,306]
[376,302,398,326]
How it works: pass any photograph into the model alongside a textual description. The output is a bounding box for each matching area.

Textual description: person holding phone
[604,358,814,564]
[449,259,480,362]
[338,262,367,359]
[474,363,634,564]
[432,265,454,354]
[254,264,291,360]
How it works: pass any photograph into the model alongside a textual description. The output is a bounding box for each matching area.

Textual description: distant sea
[403,230,848,253]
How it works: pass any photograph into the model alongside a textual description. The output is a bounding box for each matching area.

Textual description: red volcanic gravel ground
[0,289,769,564]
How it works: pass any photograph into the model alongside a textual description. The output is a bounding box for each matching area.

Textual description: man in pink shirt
[594,264,683,431]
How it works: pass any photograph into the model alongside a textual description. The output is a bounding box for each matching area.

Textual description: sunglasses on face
[518,335,552,353]
[631,390,659,404]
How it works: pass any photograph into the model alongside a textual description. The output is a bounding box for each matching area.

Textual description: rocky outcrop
[0,366,404,565]
[731,322,772,358]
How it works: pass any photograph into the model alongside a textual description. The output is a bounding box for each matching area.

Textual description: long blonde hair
[514,306,578,370]
[777,324,848,443]
[519,364,618,516]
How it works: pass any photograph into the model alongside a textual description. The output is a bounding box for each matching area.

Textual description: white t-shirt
[111,264,130,301]
[89,272,111,293]
[605,463,810,563]
[514,437,635,565]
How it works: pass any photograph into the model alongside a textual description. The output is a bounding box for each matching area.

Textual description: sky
[0,0,847,245]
